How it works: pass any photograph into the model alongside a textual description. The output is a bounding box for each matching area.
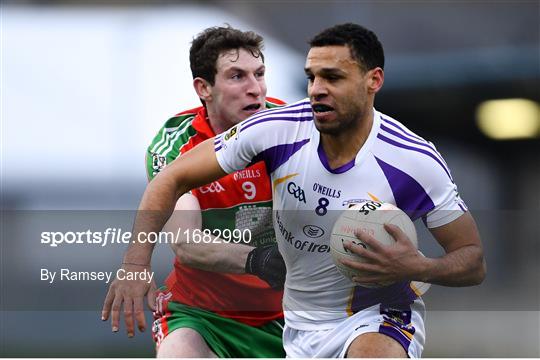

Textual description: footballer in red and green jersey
[146,97,284,327]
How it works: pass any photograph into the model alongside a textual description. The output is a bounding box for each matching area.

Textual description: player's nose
[245,74,262,97]
[308,77,328,99]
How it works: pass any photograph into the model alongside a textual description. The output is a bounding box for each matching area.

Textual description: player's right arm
[100,152,159,337]
[140,137,227,220]
[102,139,225,337]
[165,192,252,273]
[164,193,285,288]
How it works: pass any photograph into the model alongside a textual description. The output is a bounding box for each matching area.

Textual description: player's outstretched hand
[101,264,157,337]
[245,244,286,290]
[341,224,427,285]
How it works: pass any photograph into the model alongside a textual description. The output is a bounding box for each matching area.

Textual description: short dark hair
[189,25,265,85]
[309,23,384,71]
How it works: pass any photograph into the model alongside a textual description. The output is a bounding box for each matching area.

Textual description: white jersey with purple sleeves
[214,98,467,331]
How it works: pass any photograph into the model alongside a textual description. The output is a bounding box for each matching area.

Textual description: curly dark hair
[189,25,265,85]
[309,23,384,71]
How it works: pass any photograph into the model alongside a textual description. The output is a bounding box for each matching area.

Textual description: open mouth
[243,103,262,111]
[312,103,335,113]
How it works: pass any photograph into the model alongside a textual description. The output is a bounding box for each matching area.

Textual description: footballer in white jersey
[215,99,465,355]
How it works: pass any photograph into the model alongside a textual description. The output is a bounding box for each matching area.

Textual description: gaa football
[330,200,417,287]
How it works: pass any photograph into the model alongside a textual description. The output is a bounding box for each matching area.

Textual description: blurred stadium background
[1,0,539,357]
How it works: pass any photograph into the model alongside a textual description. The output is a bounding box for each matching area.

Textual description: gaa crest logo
[151,153,166,173]
[199,181,225,194]
[287,182,306,203]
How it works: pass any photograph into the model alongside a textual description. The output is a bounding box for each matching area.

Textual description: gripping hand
[245,244,286,290]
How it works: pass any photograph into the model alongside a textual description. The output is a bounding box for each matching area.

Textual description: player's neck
[320,109,374,170]
[207,112,234,135]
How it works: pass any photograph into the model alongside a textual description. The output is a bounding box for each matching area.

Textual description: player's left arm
[343,212,486,287]
[344,149,486,286]
[420,211,486,286]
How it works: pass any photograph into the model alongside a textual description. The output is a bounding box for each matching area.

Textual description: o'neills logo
[233,168,261,181]
[313,182,341,198]
[199,181,225,193]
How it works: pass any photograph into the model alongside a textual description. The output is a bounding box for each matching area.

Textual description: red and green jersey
[146,98,285,326]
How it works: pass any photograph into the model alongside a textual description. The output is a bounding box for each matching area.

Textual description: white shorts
[283,299,426,358]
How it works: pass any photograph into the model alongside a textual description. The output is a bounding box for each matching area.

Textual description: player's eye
[231,73,242,80]
[255,71,265,78]
[326,74,341,81]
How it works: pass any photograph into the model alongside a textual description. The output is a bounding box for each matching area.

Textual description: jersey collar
[191,107,216,138]
[315,108,381,174]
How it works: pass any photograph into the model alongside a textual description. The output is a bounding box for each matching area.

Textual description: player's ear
[367,67,384,94]
[193,77,213,102]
